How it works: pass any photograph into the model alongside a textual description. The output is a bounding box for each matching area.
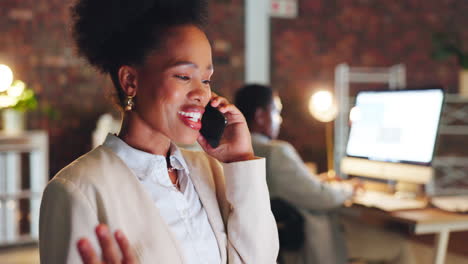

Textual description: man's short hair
[234,84,274,124]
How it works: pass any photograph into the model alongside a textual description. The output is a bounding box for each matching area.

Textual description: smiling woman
[38,0,279,263]
[118,25,214,151]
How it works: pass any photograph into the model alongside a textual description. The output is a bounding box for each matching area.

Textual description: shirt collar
[169,144,189,174]
[102,134,190,183]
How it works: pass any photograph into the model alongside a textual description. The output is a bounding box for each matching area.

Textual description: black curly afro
[71,0,208,104]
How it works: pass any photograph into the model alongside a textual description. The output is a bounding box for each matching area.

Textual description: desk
[0,130,48,245]
[348,205,468,264]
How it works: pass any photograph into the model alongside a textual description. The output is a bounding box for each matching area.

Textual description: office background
[1,0,467,175]
[1,0,468,263]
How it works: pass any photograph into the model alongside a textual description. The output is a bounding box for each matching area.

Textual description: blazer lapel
[99,146,186,263]
[184,154,227,263]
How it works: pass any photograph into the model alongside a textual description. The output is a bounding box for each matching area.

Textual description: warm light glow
[0,95,18,108]
[0,64,14,92]
[309,90,338,122]
[312,91,333,111]
[349,106,361,123]
[7,80,25,97]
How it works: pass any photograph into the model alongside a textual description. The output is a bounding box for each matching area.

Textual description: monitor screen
[346,88,444,165]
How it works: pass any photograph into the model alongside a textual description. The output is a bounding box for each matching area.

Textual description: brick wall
[0,0,466,175]
[271,0,468,171]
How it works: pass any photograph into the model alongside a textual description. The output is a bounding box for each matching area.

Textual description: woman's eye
[174,75,190,81]
[202,80,211,85]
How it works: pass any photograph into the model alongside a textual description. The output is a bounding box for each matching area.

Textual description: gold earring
[125,95,134,111]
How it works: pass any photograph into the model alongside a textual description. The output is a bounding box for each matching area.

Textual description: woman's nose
[189,82,211,105]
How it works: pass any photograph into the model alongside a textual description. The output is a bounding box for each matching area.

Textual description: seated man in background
[234,84,414,264]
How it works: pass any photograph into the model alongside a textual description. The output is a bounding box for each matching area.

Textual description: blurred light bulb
[312,91,333,111]
[309,90,338,122]
[0,64,14,92]
[0,95,18,107]
[7,80,25,97]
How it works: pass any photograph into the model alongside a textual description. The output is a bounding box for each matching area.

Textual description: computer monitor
[341,88,445,184]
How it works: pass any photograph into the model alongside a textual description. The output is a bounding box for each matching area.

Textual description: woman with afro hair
[38,0,279,263]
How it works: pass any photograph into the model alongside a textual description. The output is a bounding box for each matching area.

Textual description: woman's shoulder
[49,146,129,189]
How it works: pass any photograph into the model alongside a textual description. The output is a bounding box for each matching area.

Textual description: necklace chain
[167,165,179,189]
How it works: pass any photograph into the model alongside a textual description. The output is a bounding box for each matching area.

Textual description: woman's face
[134,25,213,145]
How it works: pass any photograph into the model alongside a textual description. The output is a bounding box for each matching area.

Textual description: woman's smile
[178,106,205,130]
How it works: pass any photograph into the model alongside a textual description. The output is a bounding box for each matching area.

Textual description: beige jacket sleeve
[221,158,279,264]
[39,178,100,264]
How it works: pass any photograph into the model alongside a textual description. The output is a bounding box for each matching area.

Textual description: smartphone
[200,104,227,148]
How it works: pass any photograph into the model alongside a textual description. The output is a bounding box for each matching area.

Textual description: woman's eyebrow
[168,60,213,71]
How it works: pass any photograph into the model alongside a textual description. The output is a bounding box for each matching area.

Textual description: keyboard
[431,195,468,213]
[353,190,428,211]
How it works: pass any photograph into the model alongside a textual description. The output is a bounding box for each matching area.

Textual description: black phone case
[200,105,227,148]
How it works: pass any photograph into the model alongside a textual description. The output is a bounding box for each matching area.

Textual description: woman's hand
[77,224,136,264]
[197,94,255,163]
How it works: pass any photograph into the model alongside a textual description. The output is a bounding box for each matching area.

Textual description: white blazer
[39,146,279,264]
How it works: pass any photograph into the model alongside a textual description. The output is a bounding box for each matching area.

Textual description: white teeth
[178,111,201,122]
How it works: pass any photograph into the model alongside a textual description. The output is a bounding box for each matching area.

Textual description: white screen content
[346,89,444,164]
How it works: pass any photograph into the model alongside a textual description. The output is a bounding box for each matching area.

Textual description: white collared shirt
[103,134,221,264]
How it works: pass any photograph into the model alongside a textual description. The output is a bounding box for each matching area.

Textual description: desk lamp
[0,64,18,111]
[308,90,338,178]
[0,64,32,133]
[0,64,13,92]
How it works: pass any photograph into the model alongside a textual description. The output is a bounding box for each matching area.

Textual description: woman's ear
[118,66,138,96]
